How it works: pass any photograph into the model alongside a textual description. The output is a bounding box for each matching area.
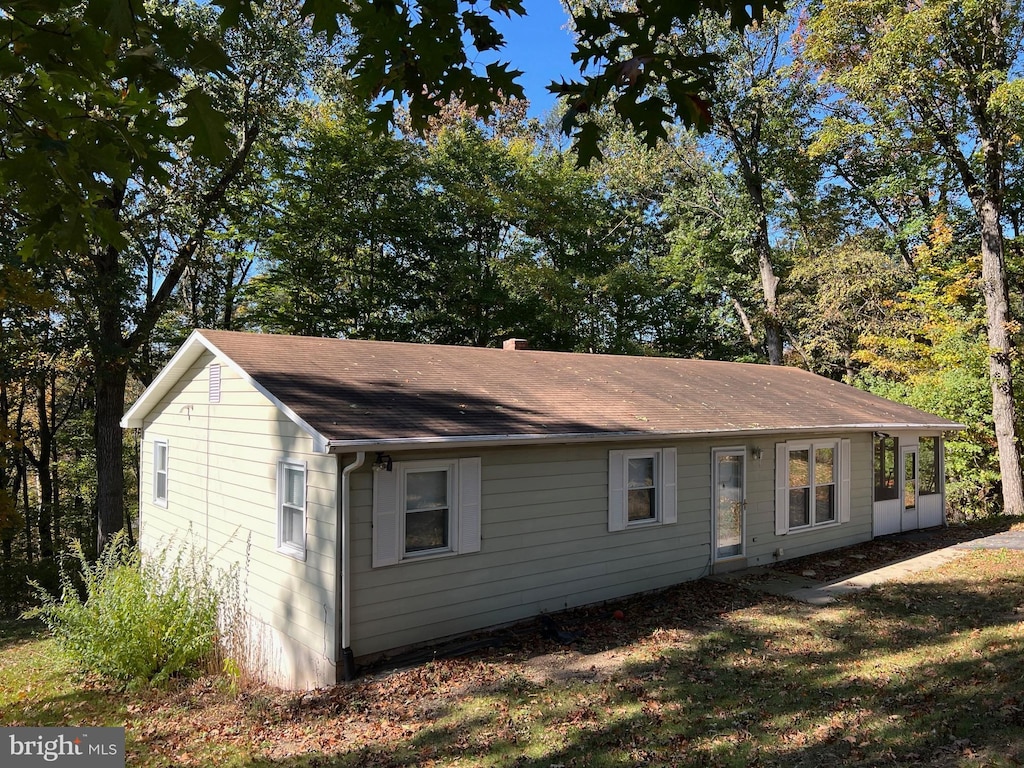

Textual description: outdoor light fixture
[750,446,763,461]
[372,453,393,472]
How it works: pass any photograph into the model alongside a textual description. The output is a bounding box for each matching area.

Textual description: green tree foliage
[3,0,324,551]
[242,100,435,339]
[784,235,910,379]
[243,99,740,357]
[855,217,999,513]
[809,0,1024,514]
[554,0,785,163]
[657,9,820,364]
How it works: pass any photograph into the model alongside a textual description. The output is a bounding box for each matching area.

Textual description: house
[121,330,963,689]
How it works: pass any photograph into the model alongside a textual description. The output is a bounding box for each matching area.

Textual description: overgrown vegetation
[24,532,230,685]
[2,542,1023,766]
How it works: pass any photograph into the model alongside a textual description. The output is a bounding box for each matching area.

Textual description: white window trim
[400,461,457,559]
[152,437,169,508]
[775,438,851,536]
[277,458,307,560]
[372,457,482,568]
[608,447,678,532]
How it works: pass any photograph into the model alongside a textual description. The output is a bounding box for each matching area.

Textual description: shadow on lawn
[0,617,47,652]
[250,551,1024,768]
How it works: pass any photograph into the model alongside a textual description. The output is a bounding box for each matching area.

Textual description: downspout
[339,451,364,681]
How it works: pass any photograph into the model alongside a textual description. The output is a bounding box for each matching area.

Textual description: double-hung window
[153,439,169,507]
[608,448,677,531]
[775,439,850,535]
[277,459,307,559]
[404,467,451,554]
[372,457,481,567]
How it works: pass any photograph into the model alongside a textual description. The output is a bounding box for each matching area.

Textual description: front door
[713,449,746,561]
[901,445,919,531]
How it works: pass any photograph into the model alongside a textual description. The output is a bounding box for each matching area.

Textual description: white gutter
[324,422,965,453]
[338,451,364,681]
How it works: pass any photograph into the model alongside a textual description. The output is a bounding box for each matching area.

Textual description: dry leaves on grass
[114,579,759,764]
[772,520,1015,583]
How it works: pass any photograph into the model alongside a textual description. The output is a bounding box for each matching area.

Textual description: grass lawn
[2,547,1024,767]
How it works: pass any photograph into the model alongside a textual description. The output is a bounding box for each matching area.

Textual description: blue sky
[488,0,579,118]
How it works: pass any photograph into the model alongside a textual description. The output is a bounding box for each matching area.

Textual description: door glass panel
[716,453,744,559]
[904,452,917,510]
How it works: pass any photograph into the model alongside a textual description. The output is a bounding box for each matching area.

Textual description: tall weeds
[26,530,230,685]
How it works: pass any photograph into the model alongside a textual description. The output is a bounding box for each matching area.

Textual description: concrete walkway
[715,529,1024,606]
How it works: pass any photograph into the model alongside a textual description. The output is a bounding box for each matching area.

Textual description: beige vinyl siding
[137,351,337,688]
[348,442,714,657]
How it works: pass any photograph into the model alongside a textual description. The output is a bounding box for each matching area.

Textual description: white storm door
[713,449,746,561]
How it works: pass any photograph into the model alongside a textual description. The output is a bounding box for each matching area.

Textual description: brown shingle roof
[193,330,961,447]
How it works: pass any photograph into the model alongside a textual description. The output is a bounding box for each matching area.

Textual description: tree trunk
[94,361,127,553]
[17,457,31,564]
[979,197,1024,514]
[51,394,61,547]
[719,108,785,366]
[35,381,54,559]
[730,296,758,350]
[756,243,784,365]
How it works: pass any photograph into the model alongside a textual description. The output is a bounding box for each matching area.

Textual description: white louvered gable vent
[209,363,221,403]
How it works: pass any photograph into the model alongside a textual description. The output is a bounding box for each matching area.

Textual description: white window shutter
[608,450,626,532]
[775,443,789,536]
[839,438,852,523]
[372,468,402,567]
[661,447,678,524]
[458,457,482,554]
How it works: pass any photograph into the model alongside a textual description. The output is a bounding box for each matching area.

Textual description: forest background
[2,0,1022,612]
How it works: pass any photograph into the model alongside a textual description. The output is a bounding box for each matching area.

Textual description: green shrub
[25,531,229,685]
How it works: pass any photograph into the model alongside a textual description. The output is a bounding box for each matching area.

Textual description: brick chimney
[502,338,529,351]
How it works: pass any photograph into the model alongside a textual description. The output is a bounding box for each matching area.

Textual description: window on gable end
[277,459,306,560]
[153,439,169,507]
